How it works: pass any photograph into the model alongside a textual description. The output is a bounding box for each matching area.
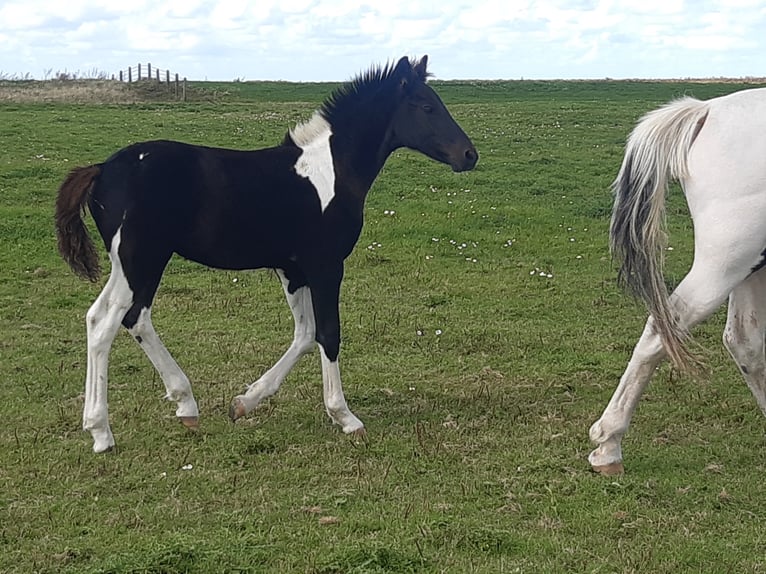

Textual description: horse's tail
[610,96,709,371]
[55,165,102,282]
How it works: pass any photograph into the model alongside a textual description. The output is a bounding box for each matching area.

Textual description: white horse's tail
[610,96,709,370]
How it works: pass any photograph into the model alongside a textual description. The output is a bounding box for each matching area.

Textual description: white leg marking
[723,270,766,416]
[319,345,363,433]
[291,113,336,212]
[128,307,199,420]
[231,271,316,417]
[83,228,133,453]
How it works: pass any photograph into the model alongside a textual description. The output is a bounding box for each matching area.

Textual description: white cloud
[0,0,764,80]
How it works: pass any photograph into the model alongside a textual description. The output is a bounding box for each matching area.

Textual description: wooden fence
[113,63,187,100]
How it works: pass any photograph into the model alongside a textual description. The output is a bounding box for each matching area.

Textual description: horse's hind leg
[230,269,316,420]
[723,268,766,416]
[589,260,749,474]
[125,306,199,428]
[120,251,199,429]
[83,230,133,452]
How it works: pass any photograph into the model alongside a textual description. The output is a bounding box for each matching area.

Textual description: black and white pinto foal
[589,87,766,474]
[56,56,478,453]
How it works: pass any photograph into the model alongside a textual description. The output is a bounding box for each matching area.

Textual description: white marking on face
[291,113,336,213]
[139,152,149,160]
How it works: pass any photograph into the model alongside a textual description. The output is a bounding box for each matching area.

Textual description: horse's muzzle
[453,147,478,172]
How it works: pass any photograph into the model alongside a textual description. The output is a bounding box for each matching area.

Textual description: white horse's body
[589,87,766,474]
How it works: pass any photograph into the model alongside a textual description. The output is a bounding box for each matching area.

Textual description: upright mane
[288,56,430,145]
[320,62,399,119]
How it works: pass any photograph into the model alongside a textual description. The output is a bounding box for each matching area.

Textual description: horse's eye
[422,104,433,113]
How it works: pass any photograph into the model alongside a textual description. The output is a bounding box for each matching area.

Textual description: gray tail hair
[610,96,709,371]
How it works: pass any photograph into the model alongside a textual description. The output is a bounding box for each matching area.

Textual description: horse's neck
[330,121,396,199]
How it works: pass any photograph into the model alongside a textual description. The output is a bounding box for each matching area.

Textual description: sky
[0,0,764,82]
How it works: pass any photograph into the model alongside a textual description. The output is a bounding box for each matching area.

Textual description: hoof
[229,398,247,422]
[89,428,115,453]
[591,461,625,476]
[350,427,366,438]
[179,416,200,430]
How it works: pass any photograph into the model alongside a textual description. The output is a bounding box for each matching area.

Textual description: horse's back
[90,140,323,270]
[689,88,766,195]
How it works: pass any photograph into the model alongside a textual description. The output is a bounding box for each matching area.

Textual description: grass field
[2,77,766,573]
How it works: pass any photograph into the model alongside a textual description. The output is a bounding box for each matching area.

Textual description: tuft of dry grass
[0,80,141,104]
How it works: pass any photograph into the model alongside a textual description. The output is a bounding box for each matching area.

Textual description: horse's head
[389,56,478,172]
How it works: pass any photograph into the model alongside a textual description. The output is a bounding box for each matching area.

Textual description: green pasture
[2,78,766,573]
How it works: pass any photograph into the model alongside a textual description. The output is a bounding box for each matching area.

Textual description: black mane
[318,58,429,126]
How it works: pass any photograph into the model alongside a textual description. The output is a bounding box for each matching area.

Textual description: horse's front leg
[229,269,316,421]
[310,263,364,435]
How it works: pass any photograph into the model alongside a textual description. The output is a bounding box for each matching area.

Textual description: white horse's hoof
[229,397,247,422]
[90,428,115,453]
[591,461,625,476]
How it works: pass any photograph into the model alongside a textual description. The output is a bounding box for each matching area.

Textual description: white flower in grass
[181,464,193,471]
[435,329,443,336]
[416,330,424,336]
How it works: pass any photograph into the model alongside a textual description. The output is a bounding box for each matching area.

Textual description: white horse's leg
[319,345,364,434]
[589,263,747,474]
[723,268,766,416]
[127,307,199,427]
[229,270,316,419]
[83,232,133,453]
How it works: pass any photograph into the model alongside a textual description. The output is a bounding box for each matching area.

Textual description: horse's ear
[413,55,429,80]
[393,56,412,87]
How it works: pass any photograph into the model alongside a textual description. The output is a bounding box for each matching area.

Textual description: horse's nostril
[466,148,477,161]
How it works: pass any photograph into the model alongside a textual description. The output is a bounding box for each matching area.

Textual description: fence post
[182,77,187,102]
[166,70,170,84]
[147,63,151,80]
[156,68,160,82]
[138,63,142,80]
[175,73,179,98]
[128,67,132,82]
[119,70,123,82]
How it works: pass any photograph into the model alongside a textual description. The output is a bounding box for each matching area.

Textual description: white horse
[589,87,766,475]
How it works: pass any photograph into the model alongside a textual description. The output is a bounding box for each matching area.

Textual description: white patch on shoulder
[290,113,336,212]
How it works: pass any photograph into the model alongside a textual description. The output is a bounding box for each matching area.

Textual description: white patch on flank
[291,112,336,212]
